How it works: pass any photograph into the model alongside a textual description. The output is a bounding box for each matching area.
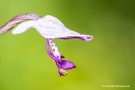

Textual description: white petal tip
[12,31,17,35]
[12,28,24,35]
[12,20,36,35]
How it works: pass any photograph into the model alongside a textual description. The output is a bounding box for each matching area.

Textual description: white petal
[12,20,36,35]
[35,16,80,38]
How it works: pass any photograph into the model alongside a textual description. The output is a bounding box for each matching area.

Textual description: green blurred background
[0,0,135,90]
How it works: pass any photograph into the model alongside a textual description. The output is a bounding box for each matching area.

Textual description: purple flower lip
[46,39,76,76]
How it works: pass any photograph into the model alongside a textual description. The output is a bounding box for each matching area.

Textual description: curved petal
[35,15,93,41]
[12,20,36,34]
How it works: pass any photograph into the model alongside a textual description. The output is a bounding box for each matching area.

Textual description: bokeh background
[0,0,135,90]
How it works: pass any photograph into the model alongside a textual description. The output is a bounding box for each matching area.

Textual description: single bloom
[1,13,93,76]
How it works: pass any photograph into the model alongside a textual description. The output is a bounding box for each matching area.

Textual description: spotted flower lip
[46,38,76,76]
[12,15,93,41]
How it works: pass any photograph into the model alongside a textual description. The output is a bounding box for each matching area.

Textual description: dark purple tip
[61,55,65,59]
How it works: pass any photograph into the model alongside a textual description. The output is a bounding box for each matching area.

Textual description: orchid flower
[0,13,93,76]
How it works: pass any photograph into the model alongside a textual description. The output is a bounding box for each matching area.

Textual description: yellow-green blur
[0,0,135,90]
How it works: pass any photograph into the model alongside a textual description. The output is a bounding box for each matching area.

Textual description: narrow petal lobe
[12,20,36,34]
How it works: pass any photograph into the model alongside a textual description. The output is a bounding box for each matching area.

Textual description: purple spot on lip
[57,56,59,58]
[53,49,55,51]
